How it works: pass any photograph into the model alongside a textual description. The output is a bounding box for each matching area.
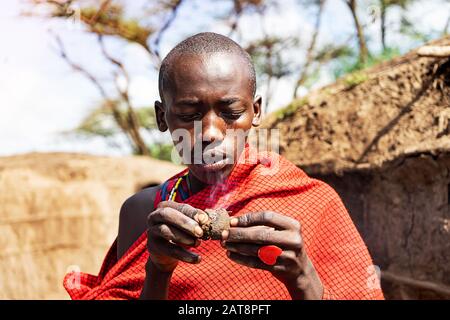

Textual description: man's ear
[155,100,168,132]
[252,95,262,127]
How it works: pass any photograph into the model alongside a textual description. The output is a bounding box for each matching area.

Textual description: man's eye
[221,111,244,120]
[179,113,202,121]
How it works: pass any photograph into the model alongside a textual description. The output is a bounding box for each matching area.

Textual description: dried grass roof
[261,37,450,175]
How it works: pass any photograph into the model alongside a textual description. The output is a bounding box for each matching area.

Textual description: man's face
[156,52,262,184]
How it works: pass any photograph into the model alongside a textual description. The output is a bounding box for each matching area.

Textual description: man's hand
[146,201,208,273]
[221,211,323,300]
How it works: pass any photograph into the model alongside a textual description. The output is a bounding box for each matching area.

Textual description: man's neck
[186,171,207,196]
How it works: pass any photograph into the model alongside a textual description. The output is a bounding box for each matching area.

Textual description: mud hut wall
[311,154,450,299]
[0,154,183,299]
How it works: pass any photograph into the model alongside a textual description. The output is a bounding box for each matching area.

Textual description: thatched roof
[261,37,450,175]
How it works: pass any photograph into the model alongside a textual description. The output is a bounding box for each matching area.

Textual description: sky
[0,0,448,157]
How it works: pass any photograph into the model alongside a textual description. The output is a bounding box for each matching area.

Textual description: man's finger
[226,251,271,271]
[165,242,201,264]
[226,251,291,273]
[149,237,201,264]
[231,211,300,231]
[158,201,208,224]
[224,242,300,264]
[224,242,259,256]
[225,227,302,249]
[149,207,204,238]
[149,224,200,247]
[158,201,198,219]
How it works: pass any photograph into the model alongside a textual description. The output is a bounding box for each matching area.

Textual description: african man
[63,32,384,300]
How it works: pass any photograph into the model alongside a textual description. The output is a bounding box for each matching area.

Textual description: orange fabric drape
[64,145,384,300]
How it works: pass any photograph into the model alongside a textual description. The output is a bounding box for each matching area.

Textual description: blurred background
[0,0,449,299]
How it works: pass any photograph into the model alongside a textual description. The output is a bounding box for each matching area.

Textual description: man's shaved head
[154,32,262,184]
[158,32,256,102]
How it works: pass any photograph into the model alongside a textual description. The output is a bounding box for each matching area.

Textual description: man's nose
[202,111,225,143]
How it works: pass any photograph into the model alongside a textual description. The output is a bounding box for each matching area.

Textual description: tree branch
[52,32,134,153]
[98,35,150,155]
[293,0,325,99]
[228,0,245,37]
[345,0,369,64]
[152,0,184,63]
[442,14,450,36]
[87,0,112,26]
[78,0,156,63]
[53,32,109,99]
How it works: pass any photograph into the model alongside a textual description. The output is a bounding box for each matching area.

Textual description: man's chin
[189,163,234,185]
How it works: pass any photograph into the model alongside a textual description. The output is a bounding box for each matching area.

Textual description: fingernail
[195,239,202,247]
[226,251,231,257]
[197,213,208,224]
[220,240,226,248]
[230,218,238,226]
[195,226,203,237]
[221,230,229,240]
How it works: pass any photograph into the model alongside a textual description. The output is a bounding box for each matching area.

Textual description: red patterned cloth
[63,145,384,300]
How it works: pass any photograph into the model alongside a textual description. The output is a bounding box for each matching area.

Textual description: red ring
[257,245,283,265]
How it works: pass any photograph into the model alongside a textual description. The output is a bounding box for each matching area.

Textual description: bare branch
[98,35,130,91]
[53,32,109,99]
[79,1,156,62]
[152,0,184,63]
[98,35,150,156]
[293,0,326,99]
[345,0,369,64]
[443,14,450,36]
[257,10,272,114]
[228,0,245,37]
[87,0,112,26]
[53,32,149,154]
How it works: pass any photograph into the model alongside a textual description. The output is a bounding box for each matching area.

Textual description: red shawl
[63,146,384,300]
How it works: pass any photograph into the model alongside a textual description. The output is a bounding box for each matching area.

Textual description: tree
[228,0,267,38]
[246,36,298,113]
[28,0,185,156]
[344,0,369,64]
[27,0,275,155]
[293,0,326,98]
[24,0,444,158]
[379,0,415,51]
[25,0,186,155]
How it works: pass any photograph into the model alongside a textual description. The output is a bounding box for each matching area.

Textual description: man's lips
[199,161,228,172]
[196,157,232,172]
[193,151,233,164]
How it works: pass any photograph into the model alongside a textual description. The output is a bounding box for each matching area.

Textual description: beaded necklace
[168,171,189,201]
